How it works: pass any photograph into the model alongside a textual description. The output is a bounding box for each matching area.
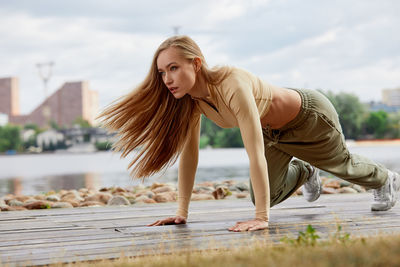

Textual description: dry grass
[48,230,400,267]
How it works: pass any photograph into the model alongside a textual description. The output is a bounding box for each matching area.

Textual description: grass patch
[45,225,400,267]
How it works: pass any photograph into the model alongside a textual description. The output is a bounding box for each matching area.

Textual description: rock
[154,191,177,203]
[46,195,61,202]
[152,186,174,194]
[24,201,51,210]
[191,193,214,201]
[61,191,84,202]
[99,187,110,192]
[296,187,303,195]
[34,195,46,201]
[324,180,341,189]
[1,205,27,211]
[51,202,73,209]
[212,186,231,200]
[235,182,249,192]
[112,187,127,193]
[84,192,113,204]
[150,183,165,190]
[196,181,215,187]
[351,184,366,193]
[322,187,337,194]
[146,191,155,199]
[193,186,214,194]
[64,199,80,207]
[107,196,130,206]
[236,192,249,199]
[8,199,25,207]
[15,195,31,202]
[339,180,351,187]
[338,187,358,194]
[79,201,105,207]
[135,195,156,204]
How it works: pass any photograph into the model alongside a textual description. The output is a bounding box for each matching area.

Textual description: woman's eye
[159,71,165,76]
[170,66,177,71]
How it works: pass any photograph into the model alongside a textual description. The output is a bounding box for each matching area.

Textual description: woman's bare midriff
[260,87,302,129]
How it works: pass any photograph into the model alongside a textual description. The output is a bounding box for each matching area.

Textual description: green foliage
[0,124,22,152]
[200,116,243,148]
[323,90,366,139]
[95,141,112,151]
[281,225,321,246]
[364,111,389,138]
[73,116,92,128]
[333,224,351,244]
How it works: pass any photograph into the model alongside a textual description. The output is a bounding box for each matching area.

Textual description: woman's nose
[165,73,172,85]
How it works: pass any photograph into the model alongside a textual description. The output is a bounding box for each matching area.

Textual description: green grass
[48,225,400,267]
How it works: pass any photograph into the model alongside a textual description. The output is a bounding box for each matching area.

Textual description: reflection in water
[0,166,250,197]
[0,146,399,197]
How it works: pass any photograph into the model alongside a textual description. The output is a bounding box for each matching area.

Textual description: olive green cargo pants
[250,89,388,207]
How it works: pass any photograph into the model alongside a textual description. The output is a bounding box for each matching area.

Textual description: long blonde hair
[98,35,231,178]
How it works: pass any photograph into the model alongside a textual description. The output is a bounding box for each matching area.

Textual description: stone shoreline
[0,176,367,212]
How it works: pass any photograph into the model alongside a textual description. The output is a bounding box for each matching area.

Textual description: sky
[0,0,399,114]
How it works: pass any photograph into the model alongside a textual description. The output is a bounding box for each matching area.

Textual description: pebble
[107,196,130,206]
[8,199,25,207]
[51,202,73,209]
[338,187,358,194]
[46,195,61,202]
[0,176,366,212]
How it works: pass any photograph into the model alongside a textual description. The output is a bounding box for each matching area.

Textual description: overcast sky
[0,0,399,114]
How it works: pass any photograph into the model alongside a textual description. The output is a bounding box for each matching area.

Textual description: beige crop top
[176,67,276,222]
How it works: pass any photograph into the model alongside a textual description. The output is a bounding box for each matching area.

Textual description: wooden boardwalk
[1,193,400,266]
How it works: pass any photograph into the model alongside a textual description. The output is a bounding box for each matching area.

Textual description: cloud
[0,0,399,114]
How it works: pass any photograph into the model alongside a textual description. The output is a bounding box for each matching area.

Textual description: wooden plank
[1,193,400,266]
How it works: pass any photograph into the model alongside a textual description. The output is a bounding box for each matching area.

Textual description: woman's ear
[193,57,202,72]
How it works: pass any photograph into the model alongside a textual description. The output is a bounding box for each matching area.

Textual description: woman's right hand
[146,216,187,226]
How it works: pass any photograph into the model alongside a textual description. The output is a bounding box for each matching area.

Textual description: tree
[322,90,366,139]
[364,111,389,139]
[0,125,22,152]
[73,117,91,128]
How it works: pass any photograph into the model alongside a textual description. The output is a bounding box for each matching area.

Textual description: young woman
[99,35,400,232]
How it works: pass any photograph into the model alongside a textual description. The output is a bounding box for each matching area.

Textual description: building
[0,113,8,126]
[382,87,400,107]
[0,77,99,128]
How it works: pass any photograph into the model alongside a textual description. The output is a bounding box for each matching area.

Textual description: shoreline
[0,176,366,212]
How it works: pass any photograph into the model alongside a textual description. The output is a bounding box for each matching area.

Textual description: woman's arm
[147,113,201,227]
[226,78,270,229]
[176,113,201,218]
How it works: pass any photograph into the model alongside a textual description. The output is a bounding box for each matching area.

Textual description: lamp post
[36,61,54,127]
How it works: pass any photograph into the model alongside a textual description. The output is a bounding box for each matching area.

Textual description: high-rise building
[0,77,99,127]
[382,87,400,107]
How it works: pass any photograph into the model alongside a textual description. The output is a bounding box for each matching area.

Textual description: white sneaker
[302,166,322,202]
[371,170,400,211]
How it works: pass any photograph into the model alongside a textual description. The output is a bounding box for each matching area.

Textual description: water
[1,145,400,197]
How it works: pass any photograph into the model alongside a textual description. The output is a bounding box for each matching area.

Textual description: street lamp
[36,61,54,127]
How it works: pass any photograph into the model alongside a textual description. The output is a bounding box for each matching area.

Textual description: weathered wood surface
[1,193,400,266]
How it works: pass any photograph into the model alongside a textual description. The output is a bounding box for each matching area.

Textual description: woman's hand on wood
[147,216,187,226]
[228,219,268,232]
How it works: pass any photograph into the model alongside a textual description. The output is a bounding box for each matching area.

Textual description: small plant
[333,224,351,244]
[281,224,320,246]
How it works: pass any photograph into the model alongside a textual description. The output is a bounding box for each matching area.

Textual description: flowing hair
[97,35,231,179]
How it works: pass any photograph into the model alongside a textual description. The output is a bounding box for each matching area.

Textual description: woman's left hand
[228,219,269,232]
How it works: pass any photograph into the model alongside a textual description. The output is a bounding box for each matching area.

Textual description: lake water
[1,145,400,197]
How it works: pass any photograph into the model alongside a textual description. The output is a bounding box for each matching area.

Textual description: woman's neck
[189,73,209,99]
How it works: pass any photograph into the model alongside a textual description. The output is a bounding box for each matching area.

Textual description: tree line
[1,90,400,152]
[199,90,400,148]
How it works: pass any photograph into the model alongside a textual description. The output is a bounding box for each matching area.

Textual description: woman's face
[157,47,198,99]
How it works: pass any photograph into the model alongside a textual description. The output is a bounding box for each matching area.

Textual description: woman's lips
[169,87,178,93]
